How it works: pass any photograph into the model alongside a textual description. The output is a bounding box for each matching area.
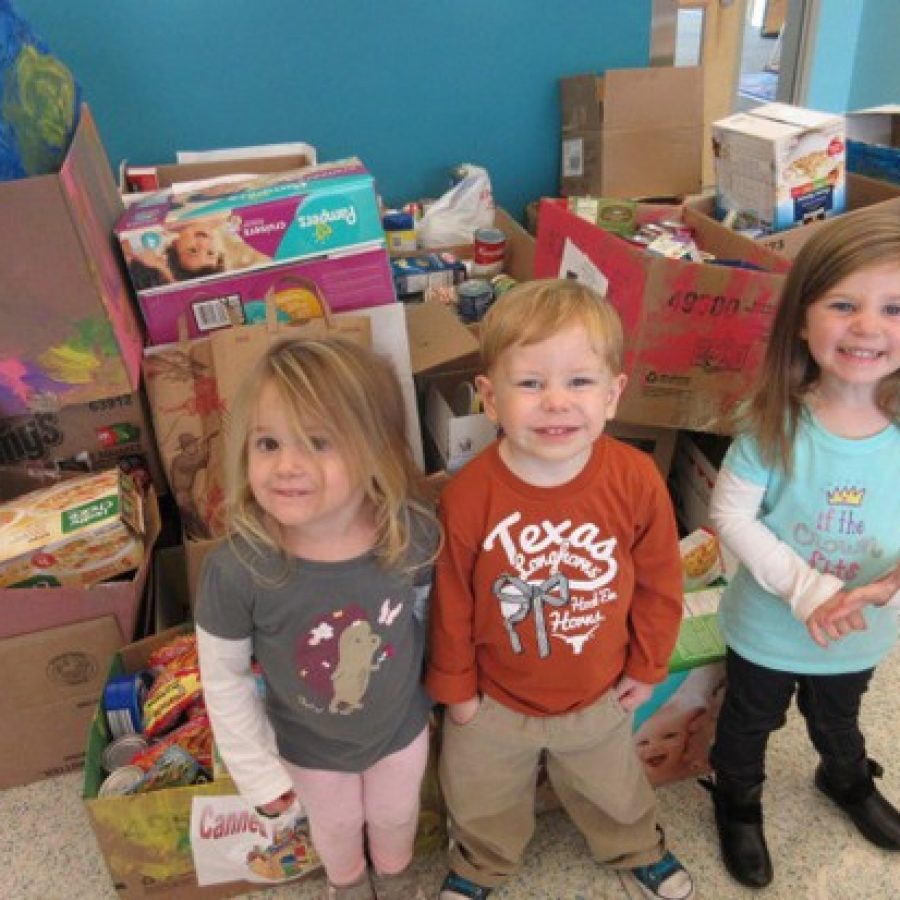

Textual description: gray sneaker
[327,870,375,900]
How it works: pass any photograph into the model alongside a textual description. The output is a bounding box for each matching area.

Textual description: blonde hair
[479,278,624,374]
[224,336,437,577]
[734,210,900,473]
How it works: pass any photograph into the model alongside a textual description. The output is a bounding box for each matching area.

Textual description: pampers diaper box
[114,157,385,299]
[712,103,846,234]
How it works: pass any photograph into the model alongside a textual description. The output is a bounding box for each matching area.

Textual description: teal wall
[847,0,900,108]
[805,0,863,112]
[15,1,652,219]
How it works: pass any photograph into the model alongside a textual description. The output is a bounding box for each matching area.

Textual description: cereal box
[712,102,846,233]
[114,158,385,299]
[0,468,144,588]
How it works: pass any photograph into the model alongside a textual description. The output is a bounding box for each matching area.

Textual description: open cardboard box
[0,487,161,641]
[846,105,900,186]
[0,615,123,789]
[534,198,789,433]
[685,172,900,259]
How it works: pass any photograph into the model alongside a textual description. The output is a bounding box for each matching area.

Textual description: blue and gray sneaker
[439,870,493,899]
[628,851,694,900]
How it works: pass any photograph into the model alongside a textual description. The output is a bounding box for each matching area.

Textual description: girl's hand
[614,675,653,712]
[255,790,296,818]
[807,566,900,648]
[448,695,480,725]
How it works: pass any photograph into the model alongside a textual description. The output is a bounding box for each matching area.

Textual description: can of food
[98,764,146,797]
[456,279,494,323]
[102,733,150,773]
[490,274,518,300]
[472,227,506,278]
[103,671,152,740]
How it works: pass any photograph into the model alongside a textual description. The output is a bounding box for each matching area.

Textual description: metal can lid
[457,279,493,299]
[98,764,146,796]
[473,227,505,245]
[102,734,150,773]
[382,210,415,230]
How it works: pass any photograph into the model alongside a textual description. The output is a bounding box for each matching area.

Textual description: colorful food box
[712,102,846,233]
[0,468,144,588]
[114,158,385,299]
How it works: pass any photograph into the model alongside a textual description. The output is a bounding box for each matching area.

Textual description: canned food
[456,279,494,323]
[472,227,506,278]
[98,764,146,796]
[102,733,150,773]
[103,671,152,739]
[382,211,417,254]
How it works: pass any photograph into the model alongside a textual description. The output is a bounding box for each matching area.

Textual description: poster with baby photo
[190,794,321,886]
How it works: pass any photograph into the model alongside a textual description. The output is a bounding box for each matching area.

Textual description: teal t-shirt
[719,410,899,674]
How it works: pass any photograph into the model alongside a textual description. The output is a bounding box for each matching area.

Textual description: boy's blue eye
[884,302,900,317]
[570,376,597,388]
[516,379,541,390]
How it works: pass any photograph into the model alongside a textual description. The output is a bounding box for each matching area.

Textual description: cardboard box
[669,431,730,535]
[685,172,900,259]
[0,615,123,789]
[115,158,385,299]
[846,105,900,186]
[0,387,166,495]
[0,469,144,589]
[560,67,704,200]
[711,102,846,233]
[424,369,678,477]
[0,487,160,641]
[120,150,315,195]
[0,105,143,417]
[137,247,396,345]
[82,628,259,900]
[534,198,789,432]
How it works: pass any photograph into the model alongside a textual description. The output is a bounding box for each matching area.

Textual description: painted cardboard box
[711,102,846,233]
[137,247,396,345]
[0,105,143,416]
[114,158,385,299]
[846,105,900,186]
[534,198,789,432]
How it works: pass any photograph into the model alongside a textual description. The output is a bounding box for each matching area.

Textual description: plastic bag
[417,163,495,248]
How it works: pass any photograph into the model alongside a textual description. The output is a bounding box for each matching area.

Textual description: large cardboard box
[711,102,846,233]
[846,105,900,186]
[0,615,123,789]
[0,105,143,417]
[0,387,166,495]
[560,67,704,200]
[82,628,259,900]
[0,487,160,641]
[685,172,900,259]
[534,198,789,432]
[668,431,731,535]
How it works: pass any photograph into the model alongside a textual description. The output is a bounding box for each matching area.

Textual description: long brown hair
[734,210,900,472]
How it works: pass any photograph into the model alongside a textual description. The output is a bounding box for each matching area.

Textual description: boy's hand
[448,695,480,725]
[807,567,899,648]
[255,790,296,818]
[614,676,653,712]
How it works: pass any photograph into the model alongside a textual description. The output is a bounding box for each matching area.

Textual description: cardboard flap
[603,67,703,131]
[405,300,480,377]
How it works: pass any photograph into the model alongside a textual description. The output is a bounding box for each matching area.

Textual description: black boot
[815,757,900,850]
[700,776,773,888]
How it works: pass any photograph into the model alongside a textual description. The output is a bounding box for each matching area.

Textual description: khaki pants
[439,691,665,889]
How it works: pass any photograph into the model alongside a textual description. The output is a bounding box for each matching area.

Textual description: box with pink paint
[114,157,386,300]
[137,248,397,345]
[534,198,791,433]
[0,105,143,417]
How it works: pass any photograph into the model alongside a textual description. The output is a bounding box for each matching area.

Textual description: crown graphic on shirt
[826,486,865,506]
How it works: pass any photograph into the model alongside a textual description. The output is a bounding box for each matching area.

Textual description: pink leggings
[283,726,429,886]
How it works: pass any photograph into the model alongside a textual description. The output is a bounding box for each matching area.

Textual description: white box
[712,102,846,233]
[669,432,730,534]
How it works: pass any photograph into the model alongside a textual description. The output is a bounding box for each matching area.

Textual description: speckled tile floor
[3,648,899,900]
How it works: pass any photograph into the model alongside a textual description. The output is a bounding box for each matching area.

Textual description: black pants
[710,648,874,787]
